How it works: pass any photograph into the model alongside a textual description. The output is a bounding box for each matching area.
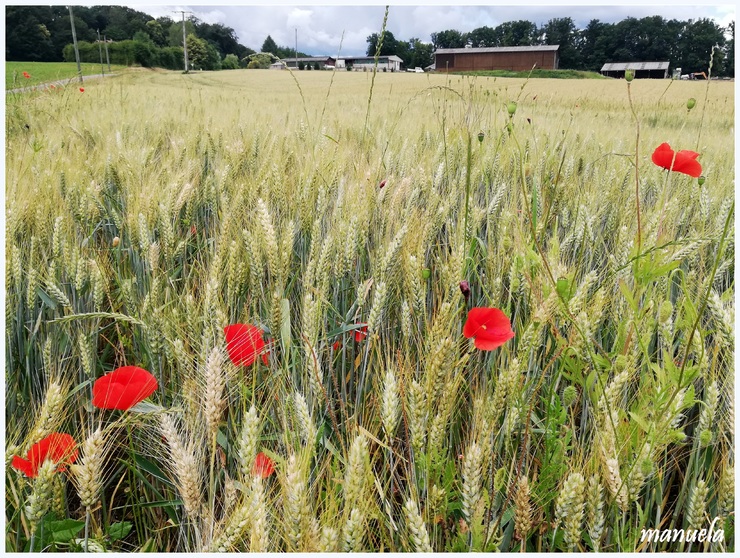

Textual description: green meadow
[5,67,734,552]
[5,61,128,91]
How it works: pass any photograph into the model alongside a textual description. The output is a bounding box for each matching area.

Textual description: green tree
[494,20,540,46]
[168,19,196,47]
[541,17,582,69]
[247,52,274,69]
[186,33,208,69]
[261,35,279,56]
[676,18,726,74]
[430,29,467,49]
[298,60,305,70]
[468,26,498,47]
[724,21,734,77]
[145,20,167,47]
[366,31,399,56]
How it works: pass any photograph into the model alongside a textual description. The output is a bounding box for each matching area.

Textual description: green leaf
[46,519,85,544]
[134,455,172,485]
[628,411,651,433]
[139,538,158,552]
[37,287,58,310]
[108,521,132,542]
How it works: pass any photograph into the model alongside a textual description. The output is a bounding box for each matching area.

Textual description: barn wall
[441,51,558,72]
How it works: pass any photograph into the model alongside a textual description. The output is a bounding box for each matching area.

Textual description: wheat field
[4,67,734,552]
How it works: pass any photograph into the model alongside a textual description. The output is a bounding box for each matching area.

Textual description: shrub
[298,61,305,70]
[222,53,239,70]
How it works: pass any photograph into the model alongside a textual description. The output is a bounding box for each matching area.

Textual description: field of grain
[5,66,734,552]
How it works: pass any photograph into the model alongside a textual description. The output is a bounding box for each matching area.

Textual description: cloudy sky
[128,3,734,56]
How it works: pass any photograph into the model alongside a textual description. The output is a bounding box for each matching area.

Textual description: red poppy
[49,84,56,90]
[651,142,702,178]
[354,324,368,342]
[190,224,197,236]
[22,71,30,79]
[79,87,85,93]
[253,452,275,478]
[379,179,387,189]
[224,324,266,367]
[92,366,158,410]
[11,433,78,478]
[463,307,515,351]
[332,339,342,352]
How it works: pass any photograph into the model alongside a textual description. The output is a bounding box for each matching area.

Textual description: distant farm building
[600,61,670,79]
[336,55,403,72]
[433,46,560,72]
[283,56,336,69]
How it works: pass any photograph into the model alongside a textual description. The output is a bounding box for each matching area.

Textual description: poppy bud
[697,175,705,186]
[477,131,484,143]
[379,179,387,189]
[79,87,85,92]
[686,98,696,110]
[112,236,120,248]
[625,70,634,82]
[459,280,470,302]
[507,101,517,117]
[422,268,431,280]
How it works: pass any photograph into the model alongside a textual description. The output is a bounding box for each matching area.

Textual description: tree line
[369,16,733,76]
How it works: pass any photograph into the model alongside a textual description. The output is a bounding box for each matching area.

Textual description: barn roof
[434,45,559,55]
[601,61,670,71]
[284,56,334,63]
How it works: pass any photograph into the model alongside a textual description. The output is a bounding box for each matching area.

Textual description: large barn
[433,45,560,72]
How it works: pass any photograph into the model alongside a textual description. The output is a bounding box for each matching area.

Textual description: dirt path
[6,73,117,94]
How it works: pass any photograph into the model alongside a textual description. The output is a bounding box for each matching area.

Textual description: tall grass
[5,66,734,551]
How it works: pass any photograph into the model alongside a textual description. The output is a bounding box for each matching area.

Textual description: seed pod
[507,101,517,116]
[625,70,634,82]
[477,131,485,143]
[698,175,706,186]
[686,97,696,110]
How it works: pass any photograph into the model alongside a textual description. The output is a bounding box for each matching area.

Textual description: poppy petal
[253,452,275,478]
[651,143,702,177]
[224,324,265,366]
[463,307,515,351]
[12,433,78,477]
[92,366,158,410]
[11,456,35,477]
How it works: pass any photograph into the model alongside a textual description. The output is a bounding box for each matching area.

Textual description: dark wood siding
[436,54,455,70]
[437,51,558,72]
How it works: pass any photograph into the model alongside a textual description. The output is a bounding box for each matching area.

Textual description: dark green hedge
[63,40,184,70]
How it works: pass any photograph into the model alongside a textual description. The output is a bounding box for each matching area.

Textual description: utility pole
[295,28,297,67]
[175,10,192,73]
[97,29,104,77]
[68,6,83,84]
[104,35,110,72]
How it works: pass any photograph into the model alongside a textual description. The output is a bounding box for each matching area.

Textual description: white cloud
[125,4,734,55]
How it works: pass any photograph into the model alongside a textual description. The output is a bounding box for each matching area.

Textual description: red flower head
[332,339,342,352]
[22,71,30,79]
[379,179,387,189]
[79,87,85,93]
[11,433,78,478]
[93,366,158,410]
[224,323,266,367]
[651,142,702,178]
[253,452,275,478]
[354,324,368,342]
[463,307,515,351]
